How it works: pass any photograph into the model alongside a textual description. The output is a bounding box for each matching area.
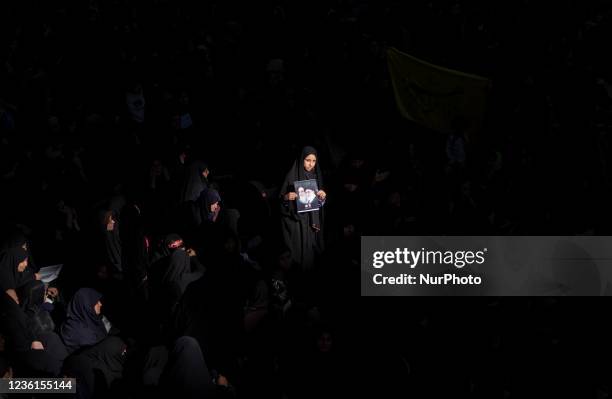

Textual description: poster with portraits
[294,179,320,213]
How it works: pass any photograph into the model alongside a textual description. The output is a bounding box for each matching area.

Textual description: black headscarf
[0,247,28,293]
[297,146,324,183]
[161,249,204,309]
[103,211,122,273]
[281,146,325,220]
[164,233,184,249]
[0,229,27,252]
[148,234,184,295]
[149,233,181,266]
[162,249,191,291]
[205,189,222,208]
[198,188,222,224]
[1,230,38,283]
[17,280,55,336]
[280,146,326,270]
[181,160,209,203]
[119,204,148,285]
[60,288,107,353]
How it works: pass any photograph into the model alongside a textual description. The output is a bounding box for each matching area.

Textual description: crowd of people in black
[1,0,612,397]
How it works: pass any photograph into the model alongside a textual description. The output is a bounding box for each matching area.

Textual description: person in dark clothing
[295,328,342,399]
[60,288,108,354]
[119,203,149,297]
[199,188,223,225]
[160,247,205,313]
[0,228,38,276]
[280,146,327,271]
[0,247,31,303]
[159,336,233,399]
[0,292,67,377]
[168,144,191,204]
[194,188,240,240]
[180,160,210,203]
[1,230,56,300]
[176,160,211,232]
[154,234,183,261]
[147,233,204,339]
[141,345,169,388]
[102,210,122,275]
[148,233,185,294]
[63,336,127,399]
[17,280,55,336]
[172,230,263,381]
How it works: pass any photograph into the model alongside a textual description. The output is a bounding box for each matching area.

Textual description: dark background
[1,0,611,397]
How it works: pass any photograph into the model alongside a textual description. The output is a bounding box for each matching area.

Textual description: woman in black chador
[280,146,327,271]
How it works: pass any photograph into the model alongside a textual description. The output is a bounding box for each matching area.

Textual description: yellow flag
[387,47,491,136]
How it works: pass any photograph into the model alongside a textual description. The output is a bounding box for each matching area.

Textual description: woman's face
[17,257,28,272]
[210,202,220,213]
[303,154,317,172]
[94,300,102,315]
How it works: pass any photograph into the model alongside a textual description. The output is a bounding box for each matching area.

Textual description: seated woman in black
[0,249,68,376]
[159,336,233,399]
[0,235,40,302]
[60,288,108,354]
[17,280,56,337]
[148,234,205,336]
[194,188,240,243]
[63,336,127,399]
[161,246,205,314]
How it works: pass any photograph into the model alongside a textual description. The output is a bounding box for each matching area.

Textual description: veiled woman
[279,146,327,271]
